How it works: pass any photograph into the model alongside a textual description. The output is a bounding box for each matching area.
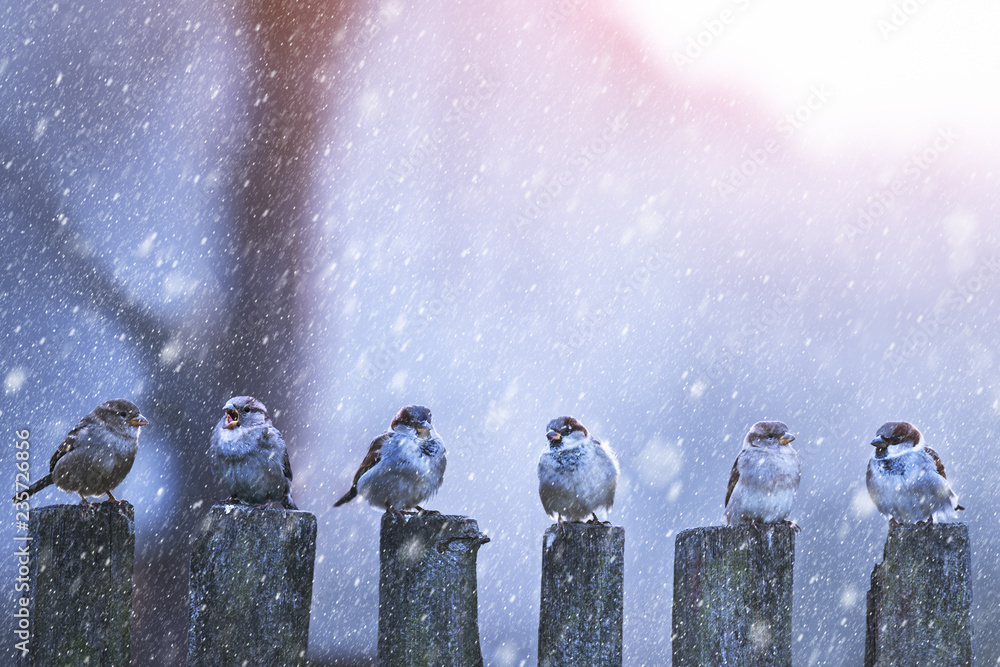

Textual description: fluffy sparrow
[866,421,963,528]
[334,405,446,512]
[537,416,619,523]
[724,421,800,528]
[208,396,297,510]
[13,399,147,505]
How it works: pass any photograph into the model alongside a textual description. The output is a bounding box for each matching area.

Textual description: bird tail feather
[12,474,53,502]
[333,487,357,507]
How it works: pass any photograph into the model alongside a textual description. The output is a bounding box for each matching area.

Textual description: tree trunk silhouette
[2,1,350,661]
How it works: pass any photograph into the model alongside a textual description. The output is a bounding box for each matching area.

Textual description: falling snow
[2,1,1000,665]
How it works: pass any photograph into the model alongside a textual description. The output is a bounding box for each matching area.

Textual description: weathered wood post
[538,522,625,667]
[187,505,317,666]
[378,512,490,667]
[865,523,972,667]
[672,524,795,667]
[16,502,134,667]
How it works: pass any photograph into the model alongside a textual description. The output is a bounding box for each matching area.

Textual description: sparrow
[866,421,963,528]
[13,399,147,505]
[724,421,801,528]
[208,396,297,510]
[537,416,619,523]
[334,405,446,512]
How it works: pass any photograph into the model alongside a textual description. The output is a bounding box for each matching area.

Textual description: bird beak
[224,407,240,429]
[547,430,561,442]
[417,421,432,435]
[779,434,795,445]
[871,435,887,447]
[130,414,149,428]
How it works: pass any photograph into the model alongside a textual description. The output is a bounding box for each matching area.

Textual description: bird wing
[262,426,293,482]
[334,430,390,506]
[282,447,293,482]
[724,455,741,508]
[352,431,388,486]
[925,446,964,511]
[49,420,87,473]
[924,446,948,479]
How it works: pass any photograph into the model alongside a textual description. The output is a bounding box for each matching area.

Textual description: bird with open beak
[208,395,297,509]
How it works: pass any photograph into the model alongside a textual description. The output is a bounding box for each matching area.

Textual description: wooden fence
[15,505,971,666]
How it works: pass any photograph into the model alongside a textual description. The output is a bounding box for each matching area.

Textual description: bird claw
[782,519,801,533]
[77,495,98,519]
[888,517,901,532]
[385,507,409,520]
[586,513,612,526]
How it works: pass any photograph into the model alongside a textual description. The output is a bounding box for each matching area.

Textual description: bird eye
[119,411,128,418]
[243,407,251,413]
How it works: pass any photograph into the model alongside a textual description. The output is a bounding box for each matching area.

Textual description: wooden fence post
[537,522,625,667]
[187,505,317,666]
[378,512,490,667]
[672,524,795,667]
[865,523,972,667]
[17,502,134,667]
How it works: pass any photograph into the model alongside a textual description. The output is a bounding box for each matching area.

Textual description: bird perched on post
[537,416,619,523]
[13,399,147,505]
[208,396,297,510]
[724,421,801,528]
[334,405,446,512]
[866,421,963,529]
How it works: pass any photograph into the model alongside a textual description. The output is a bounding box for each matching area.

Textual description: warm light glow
[617,0,1000,154]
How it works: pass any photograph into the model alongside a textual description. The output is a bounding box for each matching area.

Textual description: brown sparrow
[537,416,619,523]
[724,421,800,528]
[867,421,963,528]
[334,405,446,511]
[208,396,297,509]
[13,399,147,505]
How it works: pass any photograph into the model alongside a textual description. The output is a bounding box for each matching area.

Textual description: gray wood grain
[672,524,795,667]
[865,523,972,667]
[19,502,134,667]
[538,522,624,667]
[187,505,317,667]
[378,512,490,667]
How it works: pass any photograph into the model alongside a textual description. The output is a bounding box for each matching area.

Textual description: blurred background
[2,0,998,664]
